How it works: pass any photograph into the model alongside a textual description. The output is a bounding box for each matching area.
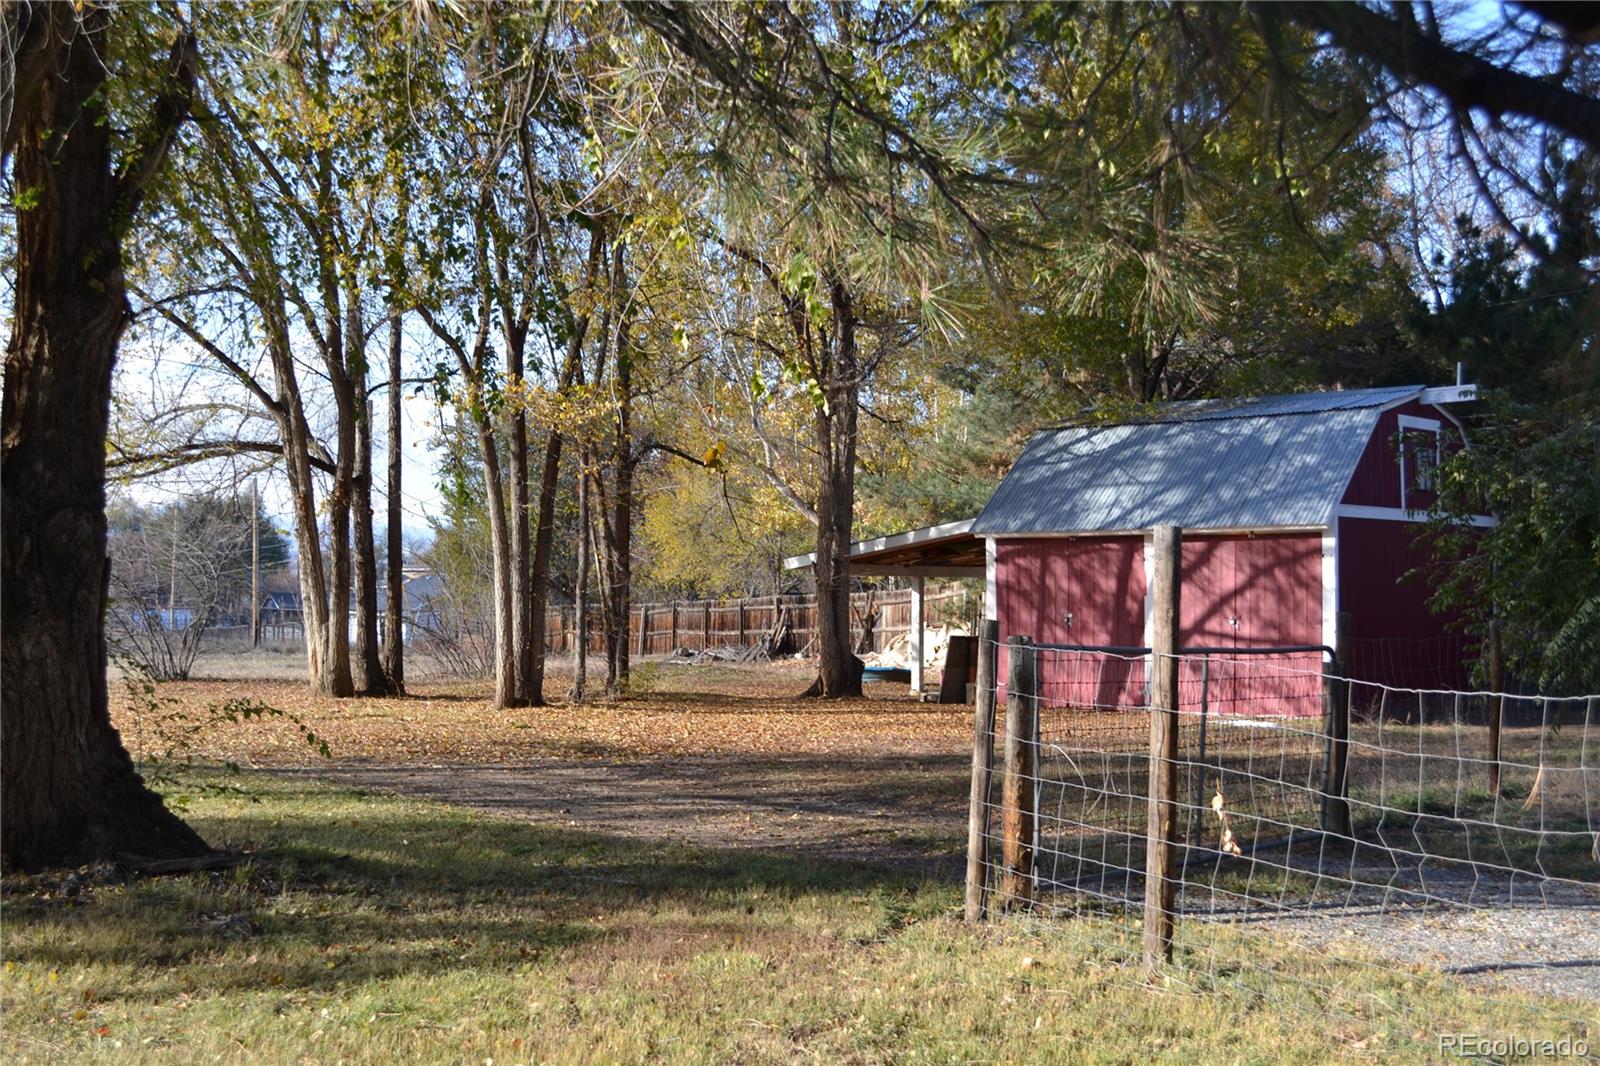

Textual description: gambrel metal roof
[971,386,1424,535]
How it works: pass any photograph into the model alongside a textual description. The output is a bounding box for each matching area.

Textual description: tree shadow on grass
[3,775,937,1000]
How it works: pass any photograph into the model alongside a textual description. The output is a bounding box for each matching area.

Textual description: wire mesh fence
[969,635,1599,1046]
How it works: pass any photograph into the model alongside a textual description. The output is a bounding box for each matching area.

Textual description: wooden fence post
[1000,635,1037,910]
[1320,611,1353,838]
[1487,618,1504,796]
[637,604,649,657]
[965,618,1001,922]
[738,600,747,646]
[1143,525,1181,970]
[703,602,712,650]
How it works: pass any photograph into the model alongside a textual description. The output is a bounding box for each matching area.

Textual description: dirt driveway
[116,658,977,874]
[278,750,972,875]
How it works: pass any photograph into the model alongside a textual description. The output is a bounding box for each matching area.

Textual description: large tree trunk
[1,8,210,870]
[529,428,563,705]
[529,324,588,705]
[322,490,354,696]
[507,344,534,708]
[321,362,356,699]
[571,450,591,703]
[475,410,517,709]
[272,339,331,691]
[808,277,863,698]
[382,312,406,693]
[351,369,388,695]
[602,355,635,694]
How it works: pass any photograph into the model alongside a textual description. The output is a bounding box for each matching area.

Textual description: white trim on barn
[984,537,998,622]
[1420,384,1479,405]
[1334,504,1495,528]
[1321,523,1339,655]
[1141,530,1155,651]
[1142,530,1156,690]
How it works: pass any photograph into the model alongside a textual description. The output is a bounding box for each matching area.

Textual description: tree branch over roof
[1271,1,1600,148]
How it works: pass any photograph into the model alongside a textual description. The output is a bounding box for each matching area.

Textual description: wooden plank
[1143,525,1181,970]
[1000,636,1037,910]
[965,619,1000,922]
[1320,611,1353,837]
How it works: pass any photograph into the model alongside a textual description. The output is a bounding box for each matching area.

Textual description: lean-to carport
[782,518,983,693]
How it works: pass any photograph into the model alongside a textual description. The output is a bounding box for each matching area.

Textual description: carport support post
[1143,525,1181,971]
[1000,635,1037,910]
[1320,612,1353,838]
[909,576,926,694]
[965,618,1000,922]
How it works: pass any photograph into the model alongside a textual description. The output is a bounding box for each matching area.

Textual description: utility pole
[250,478,260,648]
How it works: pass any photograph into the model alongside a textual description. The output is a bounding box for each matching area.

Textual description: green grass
[1,772,1591,1064]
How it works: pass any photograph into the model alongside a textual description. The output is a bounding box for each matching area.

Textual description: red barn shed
[788,384,1489,708]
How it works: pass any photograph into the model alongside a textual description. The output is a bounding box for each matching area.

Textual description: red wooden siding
[997,533,1323,716]
[1338,517,1469,690]
[996,537,1146,708]
[1178,533,1324,716]
[1179,534,1321,649]
[996,537,1146,647]
[1340,399,1462,509]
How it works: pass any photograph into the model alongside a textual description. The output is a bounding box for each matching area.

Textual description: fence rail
[202,583,978,659]
[545,584,974,656]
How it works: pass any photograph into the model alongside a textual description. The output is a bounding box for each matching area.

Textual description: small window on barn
[1413,444,1436,491]
[1397,416,1442,510]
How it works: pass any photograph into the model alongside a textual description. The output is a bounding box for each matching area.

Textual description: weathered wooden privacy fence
[543,583,975,657]
[964,525,1599,1002]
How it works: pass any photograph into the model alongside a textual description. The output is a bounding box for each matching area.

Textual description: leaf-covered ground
[111,659,971,767]
[108,658,977,873]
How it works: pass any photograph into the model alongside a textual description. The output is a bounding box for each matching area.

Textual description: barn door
[1181,537,1240,649]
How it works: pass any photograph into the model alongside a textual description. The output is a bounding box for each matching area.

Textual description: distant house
[786,383,1489,703]
[259,590,303,624]
[350,568,446,643]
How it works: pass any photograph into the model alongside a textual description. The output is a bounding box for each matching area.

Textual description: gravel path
[1272,902,1600,1003]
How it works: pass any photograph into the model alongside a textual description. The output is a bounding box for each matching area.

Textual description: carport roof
[782,518,984,576]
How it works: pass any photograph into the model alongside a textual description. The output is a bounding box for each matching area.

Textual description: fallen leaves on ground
[110,662,972,768]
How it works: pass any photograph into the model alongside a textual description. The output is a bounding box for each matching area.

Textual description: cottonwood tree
[2,4,212,870]
[133,4,398,696]
[405,8,618,707]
